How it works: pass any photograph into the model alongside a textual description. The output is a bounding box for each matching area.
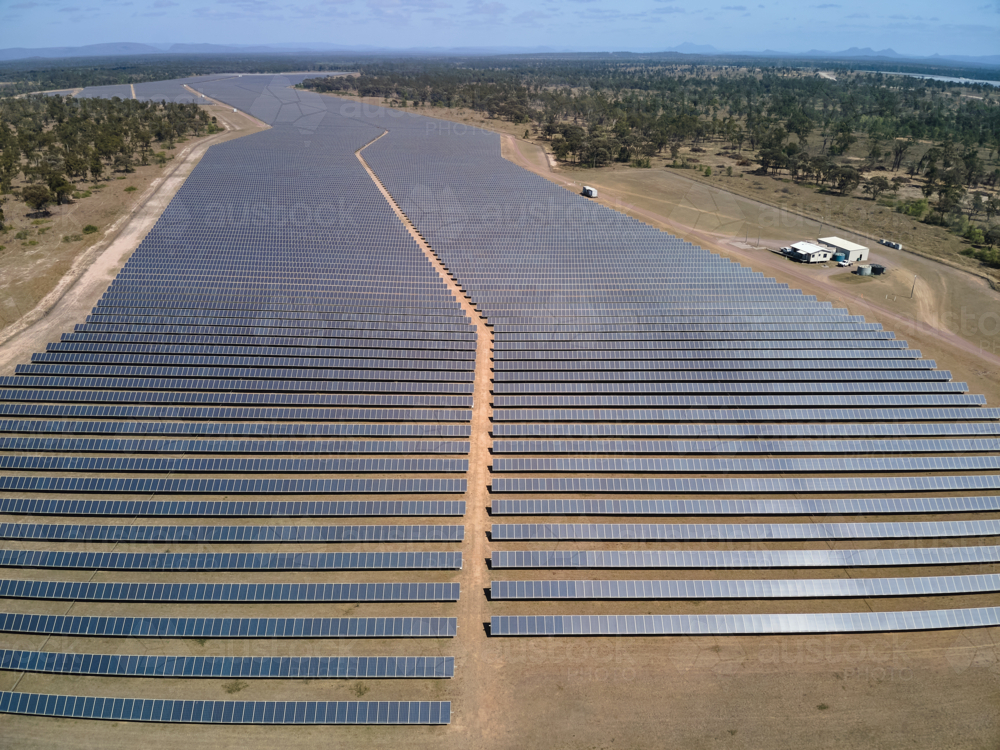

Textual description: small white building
[790,241,832,263]
[819,236,869,262]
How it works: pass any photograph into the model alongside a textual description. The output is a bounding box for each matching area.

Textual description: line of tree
[0,94,215,214]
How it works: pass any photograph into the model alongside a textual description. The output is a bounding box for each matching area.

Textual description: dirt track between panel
[357,132,495,742]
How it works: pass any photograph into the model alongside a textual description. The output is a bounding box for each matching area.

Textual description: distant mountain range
[660,43,1000,66]
[0,41,998,67]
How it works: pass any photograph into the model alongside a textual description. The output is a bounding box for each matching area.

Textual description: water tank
[832,253,846,262]
[871,264,885,275]
[857,265,873,276]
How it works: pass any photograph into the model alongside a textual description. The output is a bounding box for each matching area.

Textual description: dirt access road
[0,101,268,375]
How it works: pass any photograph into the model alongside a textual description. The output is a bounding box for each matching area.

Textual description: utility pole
[910,274,917,299]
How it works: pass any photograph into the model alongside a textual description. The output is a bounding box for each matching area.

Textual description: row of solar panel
[492,408,996,422]
[493,397,983,409]
[0,456,470,473]
[0,477,468,493]
[493,383,968,395]
[0,422,472,437]
[494,331,895,342]
[59,333,479,348]
[490,456,1000,472]
[490,520,1000,540]
[491,422,1000,437]
[0,692,452,724]
[0,523,464,542]
[488,609,1000,636]
[492,371,950,383]
[489,575,1000,599]
[0,651,455,679]
[49,344,477,359]
[0,498,466,517]
[15,366,476,382]
[2,380,476,395]
[493,349,921,360]
[491,438,1000,454]
[0,550,462,571]
[31,355,476,371]
[0,390,475,405]
[493,338,903,350]
[0,613,458,638]
[0,438,471,454]
[0,580,462,601]
[489,496,1000,516]
[0,406,473,421]
[490,476,1000,493]
[489,546,1000,569]
[76,322,477,337]
[86,312,471,326]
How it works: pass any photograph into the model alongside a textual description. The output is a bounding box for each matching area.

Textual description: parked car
[838,260,853,267]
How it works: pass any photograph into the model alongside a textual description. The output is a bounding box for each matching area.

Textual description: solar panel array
[5,72,1000,729]
[2,75,471,726]
[337,88,1000,641]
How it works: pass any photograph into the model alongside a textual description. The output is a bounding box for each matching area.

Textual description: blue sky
[2,0,999,57]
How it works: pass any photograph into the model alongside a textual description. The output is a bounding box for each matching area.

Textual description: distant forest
[0,95,215,219]
[300,59,1000,253]
[0,54,351,97]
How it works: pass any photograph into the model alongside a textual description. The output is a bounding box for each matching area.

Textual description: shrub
[14,230,28,240]
[630,157,651,168]
[124,186,137,192]
[62,234,83,243]
[82,225,99,234]
[897,198,928,219]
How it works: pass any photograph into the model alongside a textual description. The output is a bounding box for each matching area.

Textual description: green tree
[22,184,55,214]
[46,173,75,205]
[833,166,861,196]
[985,224,1000,251]
[863,176,891,201]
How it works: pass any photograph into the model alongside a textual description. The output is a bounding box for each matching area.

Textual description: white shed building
[819,236,869,262]
[790,241,832,263]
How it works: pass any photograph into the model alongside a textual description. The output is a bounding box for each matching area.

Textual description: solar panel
[0,498,466,517]
[0,549,463,571]
[489,609,1000,636]
[490,476,1000,494]
[490,546,1000,569]
[490,575,1000,599]
[490,521,1000,541]
[0,691,452,724]
[0,613,458,638]
[0,579,461,602]
[0,650,455,679]
[489,497,1000,516]
[0,477,467,494]
[490,456,1000,473]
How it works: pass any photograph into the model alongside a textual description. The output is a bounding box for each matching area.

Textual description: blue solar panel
[0,691,451,723]
[0,613,457,638]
